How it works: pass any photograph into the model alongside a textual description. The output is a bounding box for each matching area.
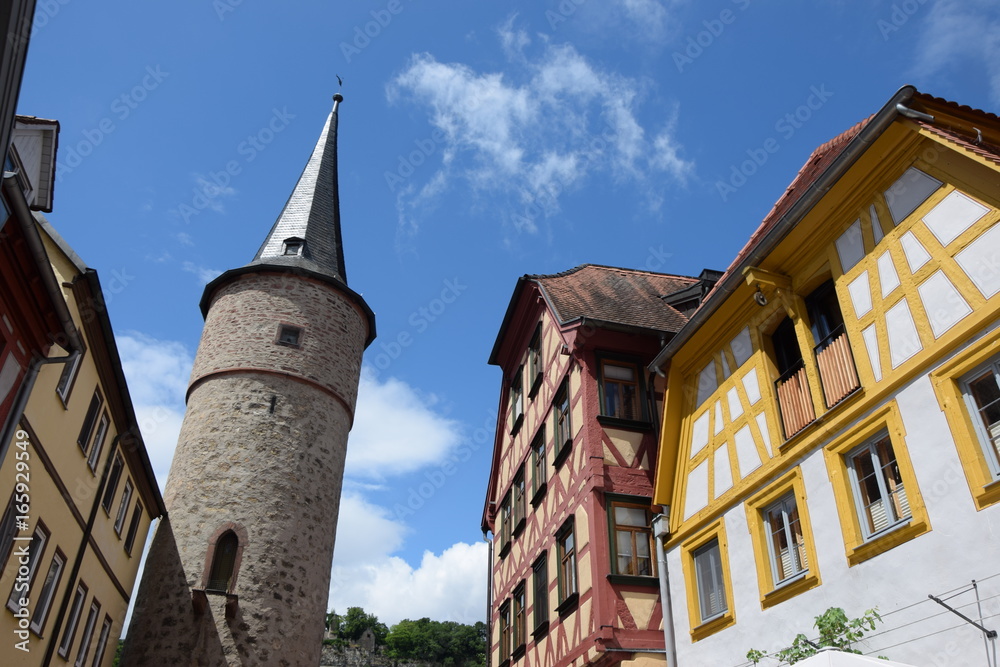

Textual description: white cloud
[388,30,692,241]
[116,332,193,489]
[190,173,237,214]
[346,371,464,479]
[181,261,223,284]
[330,541,488,626]
[912,0,1000,105]
[176,232,195,246]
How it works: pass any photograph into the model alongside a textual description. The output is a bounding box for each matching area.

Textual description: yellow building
[0,128,165,665]
[650,87,1000,665]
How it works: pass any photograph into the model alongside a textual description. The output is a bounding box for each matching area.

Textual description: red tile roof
[531,264,697,333]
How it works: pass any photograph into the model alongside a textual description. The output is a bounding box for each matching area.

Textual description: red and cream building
[483,264,717,667]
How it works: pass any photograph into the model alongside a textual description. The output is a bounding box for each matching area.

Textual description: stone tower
[122,95,375,666]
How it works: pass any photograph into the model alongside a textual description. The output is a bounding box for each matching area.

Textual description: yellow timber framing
[928,325,1000,510]
[743,467,821,608]
[822,401,931,566]
[657,115,1000,550]
[679,517,735,641]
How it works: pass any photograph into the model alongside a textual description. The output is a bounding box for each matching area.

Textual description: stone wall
[319,645,431,667]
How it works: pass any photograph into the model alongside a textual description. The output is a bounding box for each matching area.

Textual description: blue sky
[16,0,1000,625]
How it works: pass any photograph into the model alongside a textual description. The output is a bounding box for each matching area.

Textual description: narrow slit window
[208,531,239,592]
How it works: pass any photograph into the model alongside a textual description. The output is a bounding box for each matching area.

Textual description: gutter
[648,85,918,373]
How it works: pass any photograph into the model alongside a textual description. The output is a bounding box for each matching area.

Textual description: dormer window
[282,238,304,256]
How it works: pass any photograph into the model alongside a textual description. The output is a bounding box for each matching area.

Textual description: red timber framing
[484,265,701,667]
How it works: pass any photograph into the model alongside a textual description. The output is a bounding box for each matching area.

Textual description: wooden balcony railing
[775,361,815,439]
[814,326,860,409]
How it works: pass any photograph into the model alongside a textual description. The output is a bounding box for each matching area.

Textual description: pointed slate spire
[250,93,348,283]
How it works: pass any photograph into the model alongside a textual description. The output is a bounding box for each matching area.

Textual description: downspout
[42,431,125,666]
[652,512,677,667]
[484,531,493,667]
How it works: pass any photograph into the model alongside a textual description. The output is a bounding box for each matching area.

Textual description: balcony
[814,325,860,409]
[775,360,815,438]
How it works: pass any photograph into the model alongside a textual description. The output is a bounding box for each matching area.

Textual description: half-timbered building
[483,264,716,667]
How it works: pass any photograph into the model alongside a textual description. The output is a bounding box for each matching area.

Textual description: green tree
[385,617,486,667]
[338,606,388,645]
[746,607,884,665]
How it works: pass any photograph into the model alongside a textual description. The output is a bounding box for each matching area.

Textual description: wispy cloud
[912,0,1000,106]
[388,23,693,245]
[181,261,222,284]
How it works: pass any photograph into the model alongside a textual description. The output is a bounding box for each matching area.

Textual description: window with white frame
[58,581,88,657]
[56,350,84,404]
[91,615,112,667]
[86,412,109,472]
[6,522,48,613]
[30,548,65,634]
[609,500,655,577]
[764,493,808,584]
[847,432,910,538]
[510,367,524,432]
[693,539,727,623]
[114,479,134,535]
[75,598,100,667]
[962,357,1000,480]
[77,389,103,453]
[101,453,123,513]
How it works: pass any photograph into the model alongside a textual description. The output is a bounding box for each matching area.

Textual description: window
[499,601,511,663]
[530,428,546,502]
[276,325,302,347]
[553,379,571,464]
[100,453,123,513]
[962,357,1000,480]
[498,492,512,555]
[207,530,239,592]
[930,330,1000,510]
[75,598,100,667]
[124,501,143,555]
[608,499,655,577]
[556,518,577,608]
[114,479,133,535]
[806,281,859,409]
[532,553,548,632]
[7,522,48,613]
[0,492,19,565]
[848,433,910,538]
[59,582,88,657]
[512,469,525,536]
[513,582,526,653]
[282,237,304,255]
[91,615,112,667]
[771,317,815,438]
[745,468,820,607]
[599,357,644,421]
[77,389,103,453]
[56,350,83,404]
[86,413,109,472]
[823,402,929,565]
[510,367,524,434]
[527,324,542,397]
[680,518,735,640]
[30,547,65,635]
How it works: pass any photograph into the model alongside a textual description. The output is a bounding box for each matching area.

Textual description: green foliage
[329,606,389,645]
[746,606,884,665]
[385,617,486,667]
[113,639,124,666]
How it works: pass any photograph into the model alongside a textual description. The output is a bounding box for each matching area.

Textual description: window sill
[528,374,543,399]
[553,441,572,470]
[607,574,659,587]
[847,519,930,567]
[596,415,651,432]
[530,483,547,507]
[555,592,578,616]
[531,621,549,639]
[973,477,1000,511]
[761,571,820,609]
[512,643,526,660]
[499,659,510,667]
[498,541,511,560]
[512,518,526,538]
[510,414,524,437]
[690,610,735,642]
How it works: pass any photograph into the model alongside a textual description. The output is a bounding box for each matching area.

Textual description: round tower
[123,95,375,666]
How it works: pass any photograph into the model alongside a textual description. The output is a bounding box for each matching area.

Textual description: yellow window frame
[823,401,931,566]
[928,326,1000,510]
[744,467,821,608]
[680,517,735,641]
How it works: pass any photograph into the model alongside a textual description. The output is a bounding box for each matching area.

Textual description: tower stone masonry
[122,94,375,666]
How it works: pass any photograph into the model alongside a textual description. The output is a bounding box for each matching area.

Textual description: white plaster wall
[668,331,1000,666]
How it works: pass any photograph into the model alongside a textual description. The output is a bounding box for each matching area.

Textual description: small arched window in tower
[207,531,239,592]
[282,237,305,256]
